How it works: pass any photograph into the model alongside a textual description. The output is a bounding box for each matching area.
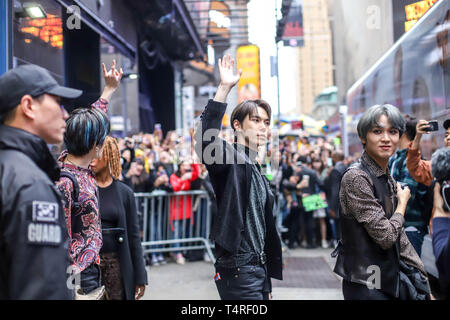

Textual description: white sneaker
[157,254,167,265]
[203,252,212,262]
[321,240,329,249]
[151,255,160,266]
[176,253,185,265]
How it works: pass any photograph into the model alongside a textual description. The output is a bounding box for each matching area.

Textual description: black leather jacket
[194,100,283,281]
[0,125,72,300]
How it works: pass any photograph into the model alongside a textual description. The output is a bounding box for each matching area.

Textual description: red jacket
[169,164,200,228]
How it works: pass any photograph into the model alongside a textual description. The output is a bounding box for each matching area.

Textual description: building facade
[295,0,334,116]
[328,0,394,106]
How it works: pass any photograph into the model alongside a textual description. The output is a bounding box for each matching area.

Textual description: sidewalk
[142,247,343,300]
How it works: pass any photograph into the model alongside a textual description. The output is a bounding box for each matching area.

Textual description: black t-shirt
[99,181,122,253]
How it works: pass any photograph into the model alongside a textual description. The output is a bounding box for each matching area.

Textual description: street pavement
[142,246,344,300]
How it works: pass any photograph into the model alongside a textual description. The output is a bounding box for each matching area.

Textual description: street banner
[236,44,261,103]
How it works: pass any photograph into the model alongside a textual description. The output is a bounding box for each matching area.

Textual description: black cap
[0,64,82,115]
[444,119,450,130]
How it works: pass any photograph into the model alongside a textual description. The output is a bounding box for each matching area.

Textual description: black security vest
[333,162,401,298]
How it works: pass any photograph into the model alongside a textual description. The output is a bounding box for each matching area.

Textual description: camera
[424,120,439,132]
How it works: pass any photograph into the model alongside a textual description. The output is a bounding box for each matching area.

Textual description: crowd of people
[113,128,354,253]
[0,55,449,301]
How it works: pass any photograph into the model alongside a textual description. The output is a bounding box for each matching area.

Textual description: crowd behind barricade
[112,112,450,299]
[110,126,356,258]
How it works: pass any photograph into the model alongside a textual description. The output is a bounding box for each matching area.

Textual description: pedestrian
[324,150,347,247]
[432,181,450,299]
[147,162,173,266]
[56,61,122,297]
[169,160,200,264]
[388,118,432,256]
[311,157,329,248]
[90,136,148,300]
[406,118,450,187]
[281,164,309,249]
[332,104,430,300]
[0,64,82,299]
[194,55,282,300]
[123,157,153,192]
[295,156,324,249]
[430,147,450,298]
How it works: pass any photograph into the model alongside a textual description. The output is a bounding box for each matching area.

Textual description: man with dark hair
[0,64,82,299]
[388,118,431,256]
[56,61,121,296]
[333,104,430,300]
[324,150,347,247]
[194,55,282,300]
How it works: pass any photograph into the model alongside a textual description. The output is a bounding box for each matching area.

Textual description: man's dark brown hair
[230,100,272,131]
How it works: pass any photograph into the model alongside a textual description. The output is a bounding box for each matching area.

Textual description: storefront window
[13,0,64,83]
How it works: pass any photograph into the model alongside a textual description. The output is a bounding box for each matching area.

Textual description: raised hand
[214,55,242,103]
[102,60,124,90]
[100,60,124,102]
[218,54,242,88]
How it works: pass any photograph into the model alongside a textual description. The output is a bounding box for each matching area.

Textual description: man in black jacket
[0,65,82,299]
[324,150,347,246]
[194,55,282,300]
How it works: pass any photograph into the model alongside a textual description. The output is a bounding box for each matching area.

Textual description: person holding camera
[388,119,432,256]
[123,157,152,193]
[406,119,450,187]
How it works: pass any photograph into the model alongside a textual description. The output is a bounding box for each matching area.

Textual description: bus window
[412,76,432,119]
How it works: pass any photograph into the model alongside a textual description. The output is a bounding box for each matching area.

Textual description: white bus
[346,0,449,159]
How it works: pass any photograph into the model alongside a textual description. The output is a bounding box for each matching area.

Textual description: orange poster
[236,45,261,103]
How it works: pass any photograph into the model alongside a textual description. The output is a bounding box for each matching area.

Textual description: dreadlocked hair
[102,136,122,179]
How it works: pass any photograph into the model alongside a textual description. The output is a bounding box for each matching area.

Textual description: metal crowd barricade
[134,190,216,263]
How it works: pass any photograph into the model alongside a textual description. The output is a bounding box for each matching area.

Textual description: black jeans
[342,280,396,300]
[301,210,316,246]
[214,264,271,300]
[80,263,101,294]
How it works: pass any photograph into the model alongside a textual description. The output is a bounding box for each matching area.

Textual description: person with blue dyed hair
[56,60,123,298]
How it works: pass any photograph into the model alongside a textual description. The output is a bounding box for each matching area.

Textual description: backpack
[59,171,82,213]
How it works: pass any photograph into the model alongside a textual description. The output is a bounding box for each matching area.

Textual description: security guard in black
[0,126,72,299]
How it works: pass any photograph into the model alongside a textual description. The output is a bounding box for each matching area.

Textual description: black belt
[216,252,267,268]
[248,252,267,266]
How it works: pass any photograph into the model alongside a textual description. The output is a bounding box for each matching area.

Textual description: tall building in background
[328,0,394,106]
[295,0,334,116]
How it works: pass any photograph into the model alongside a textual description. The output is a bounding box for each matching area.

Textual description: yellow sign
[404,0,439,32]
[236,45,261,103]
